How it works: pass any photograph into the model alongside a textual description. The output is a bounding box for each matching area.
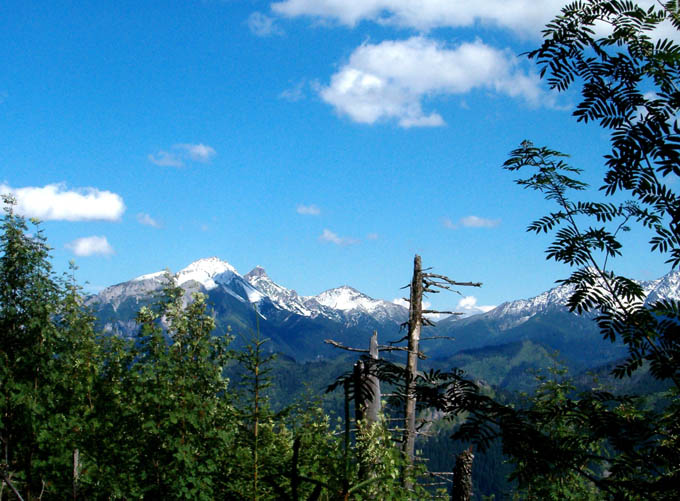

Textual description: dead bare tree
[325,254,481,492]
[401,254,481,488]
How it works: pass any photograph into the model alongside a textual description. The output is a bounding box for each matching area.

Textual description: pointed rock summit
[244,266,268,281]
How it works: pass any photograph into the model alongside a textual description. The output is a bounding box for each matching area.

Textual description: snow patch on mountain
[132,270,167,282]
[643,270,680,304]
[314,286,380,312]
[312,286,407,323]
[176,257,237,290]
[479,270,680,331]
[244,266,313,317]
[488,282,575,329]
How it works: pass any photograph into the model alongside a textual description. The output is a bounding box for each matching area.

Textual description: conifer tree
[228,325,292,500]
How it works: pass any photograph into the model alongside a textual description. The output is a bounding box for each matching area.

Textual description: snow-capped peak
[643,270,680,303]
[132,270,167,282]
[244,266,312,316]
[314,286,382,313]
[309,285,408,324]
[244,266,268,281]
[98,257,408,326]
[176,257,238,290]
[480,269,680,331]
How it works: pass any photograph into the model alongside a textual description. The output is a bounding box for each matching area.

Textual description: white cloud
[175,143,217,163]
[148,150,184,167]
[460,215,501,228]
[0,183,125,221]
[137,212,160,228]
[272,0,567,36]
[65,236,114,257]
[366,232,378,240]
[456,295,495,316]
[248,11,284,36]
[149,143,216,167]
[392,297,409,308]
[444,215,501,229]
[297,204,321,215]
[319,37,546,127]
[319,228,358,245]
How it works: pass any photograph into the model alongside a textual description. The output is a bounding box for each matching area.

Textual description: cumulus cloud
[297,204,321,215]
[137,212,160,228]
[65,236,114,257]
[319,228,358,245]
[248,11,283,36]
[444,215,501,229]
[149,143,216,167]
[272,0,567,36]
[0,183,125,221]
[456,296,495,316]
[318,37,545,127]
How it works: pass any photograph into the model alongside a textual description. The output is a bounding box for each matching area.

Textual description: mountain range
[87,257,680,366]
[432,270,680,367]
[88,257,408,358]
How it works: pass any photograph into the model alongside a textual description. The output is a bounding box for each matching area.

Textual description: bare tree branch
[2,472,24,501]
[324,339,425,358]
[420,336,457,342]
[324,340,369,353]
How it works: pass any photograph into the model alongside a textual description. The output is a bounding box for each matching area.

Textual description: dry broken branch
[324,339,369,353]
[324,339,425,358]
[423,273,482,288]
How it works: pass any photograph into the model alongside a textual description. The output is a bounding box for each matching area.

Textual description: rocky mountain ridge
[88,258,680,364]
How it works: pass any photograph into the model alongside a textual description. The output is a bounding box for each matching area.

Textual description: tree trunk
[403,254,423,487]
[73,448,80,500]
[353,360,366,425]
[451,447,474,501]
[365,331,381,424]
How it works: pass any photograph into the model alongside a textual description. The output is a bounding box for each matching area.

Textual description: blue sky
[0,0,671,314]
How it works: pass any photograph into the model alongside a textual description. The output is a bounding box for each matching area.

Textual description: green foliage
[226,326,290,500]
[0,203,418,499]
[444,2,680,498]
[87,279,235,499]
[0,196,99,499]
[509,369,602,500]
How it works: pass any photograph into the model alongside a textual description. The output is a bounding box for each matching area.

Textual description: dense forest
[3,1,680,499]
